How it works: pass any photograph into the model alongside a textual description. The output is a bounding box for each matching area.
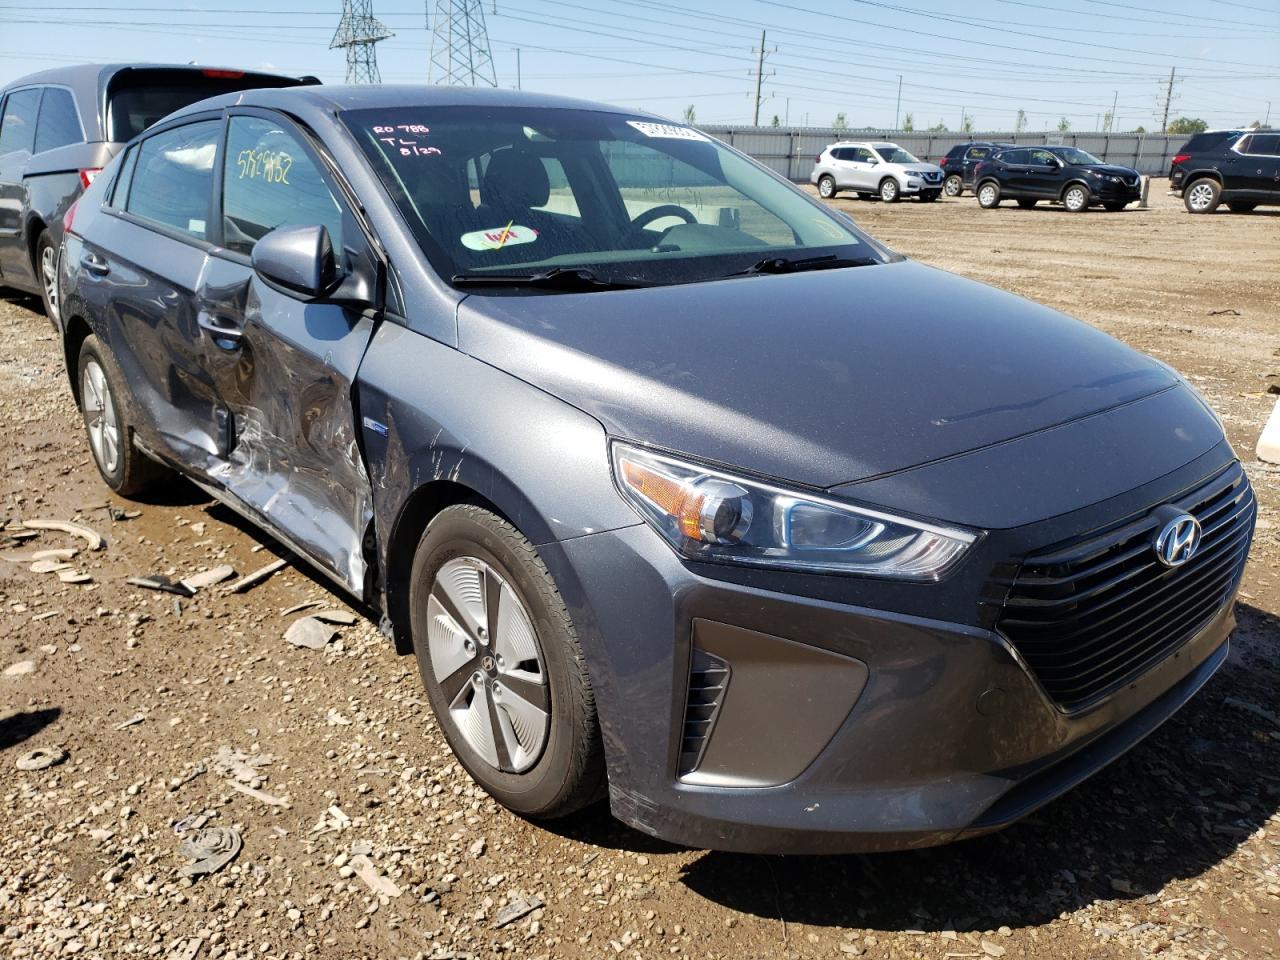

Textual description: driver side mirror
[252,224,339,300]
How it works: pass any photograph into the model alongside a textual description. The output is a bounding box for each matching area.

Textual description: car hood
[898,162,943,175]
[1082,163,1140,178]
[456,259,1177,489]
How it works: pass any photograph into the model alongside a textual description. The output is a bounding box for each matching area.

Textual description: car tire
[1016,199,1037,209]
[76,335,170,496]
[1226,201,1256,213]
[1183,178,1220,214]
[1103,201,1128,212]
[977,181,1001,208]
[943,174,963,197]
[856,192,875,201]
[879,178,900,203]
[817,175,837,199]
[409,504,606,819]
[1062,183,1091,212]
[35,229,60,323]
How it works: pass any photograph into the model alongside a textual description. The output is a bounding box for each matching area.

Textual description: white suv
[811,141,945,203]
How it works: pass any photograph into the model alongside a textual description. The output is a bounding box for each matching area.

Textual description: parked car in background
[811,141,945,202]
[0,63,316,320]
[938,140,1013,197]
[1169,129,1280,214]
[58,85,1255,854]
[974,145,1141,212]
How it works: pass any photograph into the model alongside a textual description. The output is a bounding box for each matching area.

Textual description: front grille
[677,648,730,777]
[991,463,1255,712]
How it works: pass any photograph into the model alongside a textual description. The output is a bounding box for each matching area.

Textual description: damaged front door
[196,111,380,596]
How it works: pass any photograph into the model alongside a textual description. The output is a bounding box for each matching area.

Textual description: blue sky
[1,0,1276,131]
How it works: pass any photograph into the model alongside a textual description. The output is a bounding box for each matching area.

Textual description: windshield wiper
[729,254,881,277]
[451,267,650,292]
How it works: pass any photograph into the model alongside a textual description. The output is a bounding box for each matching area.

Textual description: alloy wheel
[81,359,120,476]
[1187,182,1215,212]
[880,179,898,202]
[1064,187,1088,212]
[426,556,549,774]
[41,244,59,322]
[944,175,962,197]
[818,176,834,198]
[978,184,997,206]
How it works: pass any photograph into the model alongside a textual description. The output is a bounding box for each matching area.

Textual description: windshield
[1053,147,1102,165]
[874,146,918,164]
[340,106,887,288]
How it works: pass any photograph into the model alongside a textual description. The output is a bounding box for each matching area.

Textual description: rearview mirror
[252,224,339,300]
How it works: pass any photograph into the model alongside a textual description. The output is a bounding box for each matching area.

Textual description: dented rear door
[194,111,378,595]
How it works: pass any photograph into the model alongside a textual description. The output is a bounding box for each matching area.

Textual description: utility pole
[514,47,521,90]
[1266,101,1272,126]
[895,75,902,130]
[1158,66,1177,132]
[751,30,775,126]
[785,96,790,126]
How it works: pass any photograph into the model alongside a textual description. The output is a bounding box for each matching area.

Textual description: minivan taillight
[1171,153,1191,166]
[79,168,101,189]
[62,199,79,235]
[202,69,245,79]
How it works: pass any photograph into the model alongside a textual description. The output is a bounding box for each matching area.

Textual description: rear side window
[221,114,345,256]
[946,145,966,159]
[34,87,83,153]
[965,146,990,160]
[125,119,220,239]
[997,149,1027,164]
[1180,131,1239,153]
[109,145,139,208]
[0,88,41,156]
[1243,133,1280,156]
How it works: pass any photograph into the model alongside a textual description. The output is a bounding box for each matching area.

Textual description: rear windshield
[106,69,311,142]
[1179,131,1240,154]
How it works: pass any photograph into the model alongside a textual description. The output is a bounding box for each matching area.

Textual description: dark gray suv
[58,85,1255,854]
[0,64,314,320]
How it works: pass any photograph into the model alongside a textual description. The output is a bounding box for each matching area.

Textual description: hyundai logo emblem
[1154,513,1201,568]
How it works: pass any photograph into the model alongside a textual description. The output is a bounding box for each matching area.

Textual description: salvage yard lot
[1,181,1278,960]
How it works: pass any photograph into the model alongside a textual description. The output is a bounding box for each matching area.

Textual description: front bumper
[539,450,1249,854]
[1091,178,1142,202]
[902,177,944,194]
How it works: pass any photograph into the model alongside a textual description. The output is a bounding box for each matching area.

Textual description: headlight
[611,443,976,580]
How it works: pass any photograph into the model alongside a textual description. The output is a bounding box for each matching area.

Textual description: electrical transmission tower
[331,1,394,85]
[427,0,498,87]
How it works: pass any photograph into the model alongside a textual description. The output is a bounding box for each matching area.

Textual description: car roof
[0,62,305,91]
[159,84,667,127]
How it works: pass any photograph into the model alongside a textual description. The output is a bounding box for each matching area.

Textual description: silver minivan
[811,140,945,203]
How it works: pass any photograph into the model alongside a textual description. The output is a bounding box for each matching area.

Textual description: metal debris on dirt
[226,558,288,593]
[281,599,324,616]
[177,827,242,878]
[126,574,196,597]
[350,854,402,898]
[30,559,72,574]
[168,936,205,960]
[284,616,337,650]
[32,547,78,562]
[310,608,359,625]
[115,713,146,730]
[493,895,543,929]
[20,518,106,550]
[15,745,68,771]
[57,569,92,584]
[210,747,274,785]
[179,564,237,592]
[226,780,290,808]
[104,505,141,522]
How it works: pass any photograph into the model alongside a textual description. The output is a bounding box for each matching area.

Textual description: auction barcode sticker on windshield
[626,121,709,142]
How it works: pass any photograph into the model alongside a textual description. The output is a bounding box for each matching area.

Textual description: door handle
[197,313,244,348]
[79,253,110,276]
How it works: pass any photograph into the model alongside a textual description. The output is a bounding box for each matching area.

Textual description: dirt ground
[1,182,1278,960]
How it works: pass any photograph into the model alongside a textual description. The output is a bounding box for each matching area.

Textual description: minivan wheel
[879,178,900,203]
[1184,179,1220,214]
[977,182,1000,208]
[943,174,963,197]
[817,175,837,199]
[409,504,605,818]
[1063,183,1091,212]
[1227,201,1257,213]
[77,335,170,495]
[36,230,59,323]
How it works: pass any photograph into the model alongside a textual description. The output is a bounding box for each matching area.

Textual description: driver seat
[475,148,586,256]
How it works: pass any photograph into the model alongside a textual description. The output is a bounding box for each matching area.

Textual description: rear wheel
[409,504,605,818]
[1016,199,1037,209]
[879,178,900,203]
[1227,200,1257,213]
[943,174,963,197]
[36,230,59,323]
[1184,178,1220,214]
[977,181,1001,208]
[817,175,837,199]
[1062,183,1091,212]
[77,335,170,496]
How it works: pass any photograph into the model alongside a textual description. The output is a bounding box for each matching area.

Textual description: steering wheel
[629,203,698,232]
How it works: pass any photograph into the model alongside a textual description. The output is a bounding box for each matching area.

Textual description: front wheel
[879,178,900,203]
[409,504,605,818]
[1184,179,1220,214]
[943,174,963,197]
[1062,183,1091,212]
[77,335,170,496]
[817,175,837,199]
[977,181,1001,208]
[36,230,60,323]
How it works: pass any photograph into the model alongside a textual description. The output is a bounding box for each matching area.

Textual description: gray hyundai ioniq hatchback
[57,85,1255,853]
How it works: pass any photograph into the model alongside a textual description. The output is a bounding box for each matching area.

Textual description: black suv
[0,63,316,320]
[973,145,1141,213]
[1170,129,1280,214]
[938,141,1012,197]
